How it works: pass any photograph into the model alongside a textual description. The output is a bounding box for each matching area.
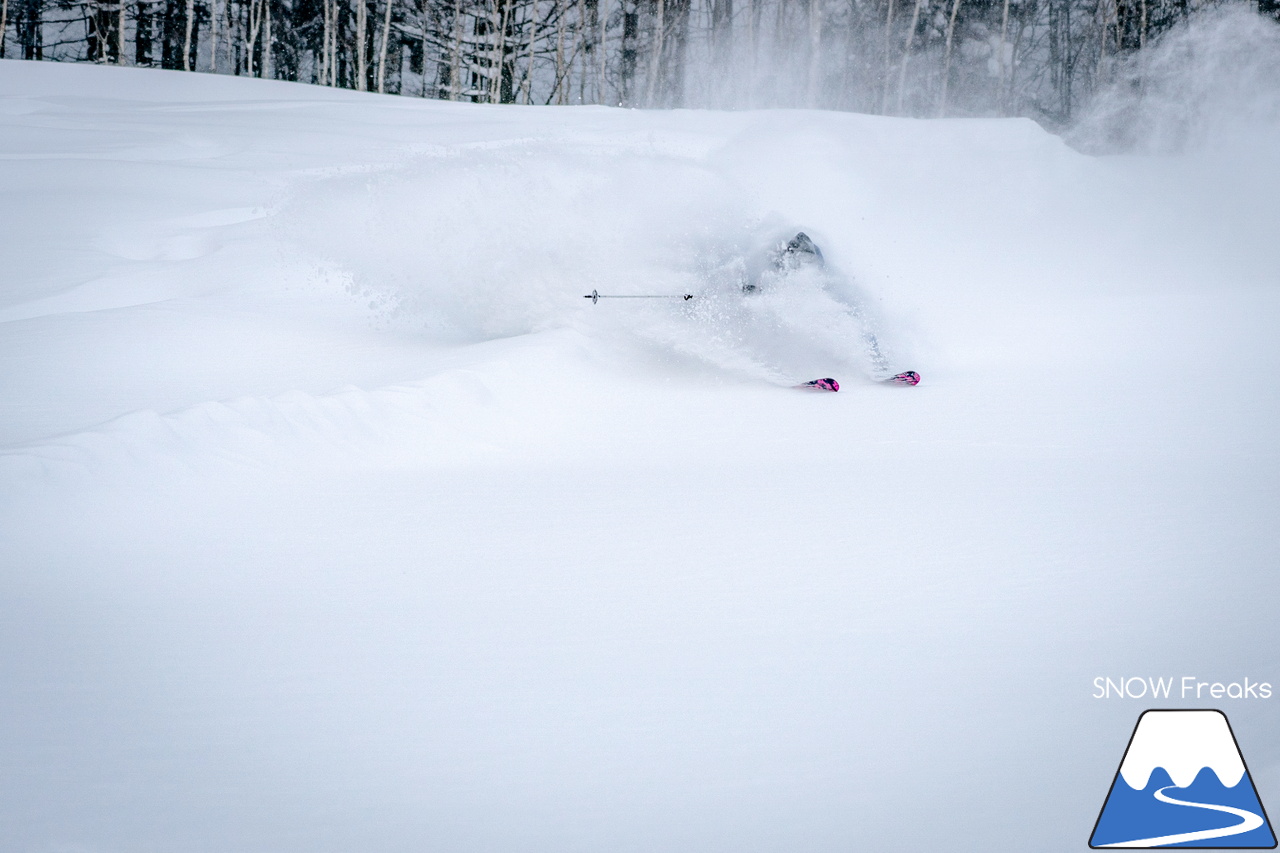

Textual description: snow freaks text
[1093,677,1273,700]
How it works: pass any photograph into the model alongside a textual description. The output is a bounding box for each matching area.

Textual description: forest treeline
[2,0,1278,124]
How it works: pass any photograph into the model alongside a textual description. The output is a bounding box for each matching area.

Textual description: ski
[798,372,917,391]
[883,371,920,386]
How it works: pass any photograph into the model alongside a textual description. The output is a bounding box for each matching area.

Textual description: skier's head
[775,231,825,271]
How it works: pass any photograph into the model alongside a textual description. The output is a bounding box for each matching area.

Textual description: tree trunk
[1005,5,1029,110]
[246,0,261,74]
[575,0,586,102]
[449,0,462,99]
[376,0,393,92]
[710,0,731,105]
[619,0,637,103]
[491,0,510,102]
[356,0,368,89]
[807,0,821,106]
[136,0,153,64]
[498,0,517,101]
[319,0,326,83]
[117,0,126,63]
[160,0,179,67]
[88,0,105,61]
[554,0,566,103]
[880,0,897,113]
[938,0,963,116]
[209,0,218,71]
[597,0,607,103]
[262,0,271,76]
[183,0,193,68]
[998,0,1010,110]
[644,0,662,106]
[328,0,339,84]
[419,0,429,95]
[521,0,537,103]
[663,0,688,105]
[23,0,45,59]
[0,0,7,59]
[895,0,924,113]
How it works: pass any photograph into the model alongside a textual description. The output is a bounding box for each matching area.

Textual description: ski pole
[584,289,694,304]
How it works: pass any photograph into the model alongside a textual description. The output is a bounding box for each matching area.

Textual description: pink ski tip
[889,371,920,386]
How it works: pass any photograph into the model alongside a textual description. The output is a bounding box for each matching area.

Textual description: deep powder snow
[2,51,1279,853]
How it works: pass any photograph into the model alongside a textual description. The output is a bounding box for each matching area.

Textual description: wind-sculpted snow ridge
[0,333,584,480]
[0,378,476,480]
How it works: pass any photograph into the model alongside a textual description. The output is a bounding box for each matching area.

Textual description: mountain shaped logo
[1091,710,1276,848]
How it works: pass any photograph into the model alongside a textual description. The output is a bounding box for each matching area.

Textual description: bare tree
[881,0,897,111]
[554,0,568,103]
[710,0,732,104]
[644,0,662,104]
[183,0,193,68]
[938,0,963,115]
[356,0,368,89]
[998,0,1012,108]
[619,0,639,102]
[376,0,394,91]
[807,0,821,105]
[210,0,219,70]
[597,0,607,102]
[896,0,925,112]
[520,0,537,102]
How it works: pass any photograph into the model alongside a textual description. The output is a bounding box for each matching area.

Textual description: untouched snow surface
[3,59,1280,853]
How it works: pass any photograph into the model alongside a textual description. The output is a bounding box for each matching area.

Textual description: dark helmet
[745,231,827,294]
[776,231,825,271]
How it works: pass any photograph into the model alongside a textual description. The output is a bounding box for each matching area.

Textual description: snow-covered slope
[2,59,1279,853]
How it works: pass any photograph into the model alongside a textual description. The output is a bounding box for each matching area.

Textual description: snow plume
[636,261,899,385]
[281,141,743,338]
[1070,5,1280,156]
[279,139,894,385]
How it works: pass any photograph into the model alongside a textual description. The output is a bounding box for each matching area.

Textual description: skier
[583,230,919,389]
[747,231,919,389]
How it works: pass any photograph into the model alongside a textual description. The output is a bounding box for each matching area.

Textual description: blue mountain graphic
[1091,766,1276,848]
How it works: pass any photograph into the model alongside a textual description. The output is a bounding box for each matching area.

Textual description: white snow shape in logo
[1119,710,1246,790]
